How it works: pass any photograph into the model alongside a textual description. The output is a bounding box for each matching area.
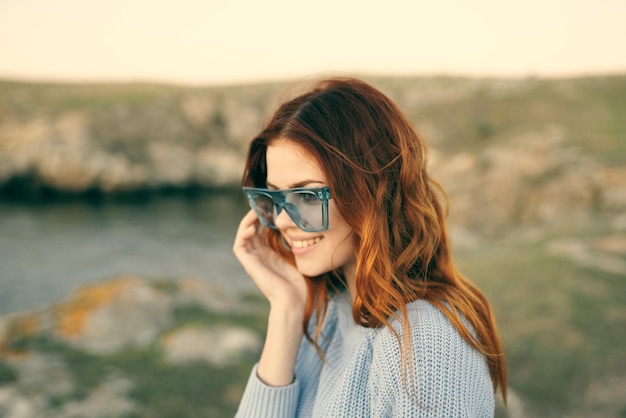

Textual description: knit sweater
[236,294,494,417]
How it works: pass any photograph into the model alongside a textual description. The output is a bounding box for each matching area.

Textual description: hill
[0,75,625,416]
[1,75,624,239]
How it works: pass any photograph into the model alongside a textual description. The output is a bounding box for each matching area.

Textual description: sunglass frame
[242,186,332,232]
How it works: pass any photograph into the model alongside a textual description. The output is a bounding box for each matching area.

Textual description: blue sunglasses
[242,186,331,232]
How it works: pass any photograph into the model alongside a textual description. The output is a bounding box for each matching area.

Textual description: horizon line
[1,70,625,88]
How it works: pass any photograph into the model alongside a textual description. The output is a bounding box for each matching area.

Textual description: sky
[0,0,625,86]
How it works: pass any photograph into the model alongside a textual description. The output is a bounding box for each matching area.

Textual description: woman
[233,77,506,417]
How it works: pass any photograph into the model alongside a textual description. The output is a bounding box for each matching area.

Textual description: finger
[236,209,259,234]
[235,210,260,241]
[234,225,257,255]
[245,232,263,254]
[234,210,262,255]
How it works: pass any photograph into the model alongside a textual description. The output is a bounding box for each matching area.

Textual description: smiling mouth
[291,237,322,249]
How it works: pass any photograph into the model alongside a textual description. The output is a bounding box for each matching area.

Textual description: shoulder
[372,299,487,371]
[369,300,494,415]
[372,299,466,352]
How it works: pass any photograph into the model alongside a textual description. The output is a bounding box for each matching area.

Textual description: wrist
[267,305,305,329]
[257,305,305,387]
[269,299,305,315]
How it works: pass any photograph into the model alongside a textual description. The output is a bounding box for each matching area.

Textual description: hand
[233,210,308,311]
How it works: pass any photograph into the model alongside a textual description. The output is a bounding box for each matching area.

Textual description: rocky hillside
[0,81,282,195]
[1,76,625,238]
[0,276,266,417]
[0,75,624,417]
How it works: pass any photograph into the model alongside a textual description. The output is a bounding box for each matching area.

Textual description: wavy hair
[242,77,507,400]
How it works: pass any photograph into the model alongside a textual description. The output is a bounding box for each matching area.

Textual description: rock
[59,373,137,418]
[174,277,241,313]
[0,275,263,417]
[195,146,246,187]
[0,371,138,418]
[431,126,619,236]
[4,352,74,398]
[53,276,173,355]
[1,275,259,358]
[545,238,626,275]
[0,386,42,418]
[1,77,624,242]
[161,325,261,366]
[593,235,626,255]
[0,81,285,195]
[0,352,75,418]
[594,167,626,212]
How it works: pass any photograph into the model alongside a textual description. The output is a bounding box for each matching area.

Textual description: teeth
[291,237,321,248]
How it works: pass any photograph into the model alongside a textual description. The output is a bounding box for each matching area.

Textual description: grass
[0,359,17,385]
[172,302,268,335]
[0,80,185,115]
[2,237,623,416]
[456,230,626,417]
[2,75,624,158]
[374,75,626,163]
[1,73,624,415]
[3,301,269,417]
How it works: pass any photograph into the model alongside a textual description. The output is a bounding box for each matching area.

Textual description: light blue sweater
[236,294,494,417]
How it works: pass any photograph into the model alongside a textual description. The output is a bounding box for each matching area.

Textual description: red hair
[242,77,507,400]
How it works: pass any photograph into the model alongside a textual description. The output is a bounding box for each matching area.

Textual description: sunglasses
[242,186,332,232]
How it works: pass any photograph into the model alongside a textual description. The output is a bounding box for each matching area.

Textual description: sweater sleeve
[369,301,494,418]
[234,363,300,418]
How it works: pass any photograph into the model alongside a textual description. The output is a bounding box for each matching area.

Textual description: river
[0,192,255,315]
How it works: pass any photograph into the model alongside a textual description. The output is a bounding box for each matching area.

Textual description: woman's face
[265,139,356,279]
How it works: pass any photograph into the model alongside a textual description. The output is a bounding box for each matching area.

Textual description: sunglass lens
[251,194,276,227]
[286,191,323,231]
[245,188,327,232]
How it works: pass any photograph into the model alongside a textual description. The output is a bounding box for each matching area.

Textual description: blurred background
[0,0,625,417]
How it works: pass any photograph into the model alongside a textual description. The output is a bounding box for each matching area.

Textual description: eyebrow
[266,180,325,189]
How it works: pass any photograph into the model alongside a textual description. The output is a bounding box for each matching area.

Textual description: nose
[273,204,297,230]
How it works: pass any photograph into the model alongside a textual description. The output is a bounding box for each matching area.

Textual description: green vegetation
[2,75,624,160]
[0,78,285,118]
[2,233,624,416]
[369,75,626,163]
[172,303,268,335]
[456,226,626,417]
[2,75,624,203]
[0,360,17,385]
[1,74,624,416]
[3,301,269,417]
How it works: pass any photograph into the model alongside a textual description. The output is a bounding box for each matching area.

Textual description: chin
[295,260,328,278]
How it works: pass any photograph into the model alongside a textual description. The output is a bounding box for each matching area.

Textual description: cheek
[337,232,355,256]
[327,226,356,268]
[328,207,354,253]
[328,202,350,233]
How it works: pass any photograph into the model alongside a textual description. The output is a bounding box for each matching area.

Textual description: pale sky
[0,0,625,85]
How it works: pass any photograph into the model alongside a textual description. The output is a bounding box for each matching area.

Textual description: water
[0,193,254,315]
